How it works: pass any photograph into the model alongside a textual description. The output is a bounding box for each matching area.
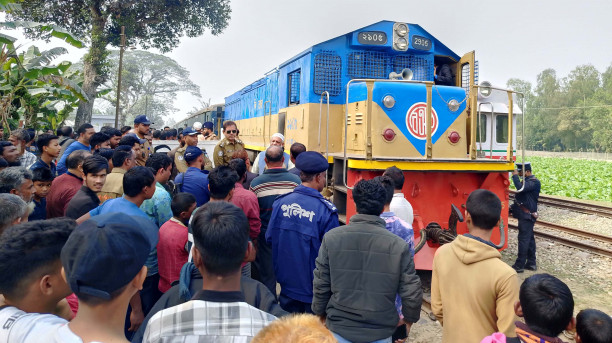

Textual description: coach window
[495,115,508,143]
[288,69,301,105]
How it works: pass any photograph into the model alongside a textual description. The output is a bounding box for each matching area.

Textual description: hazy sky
[6,0,612,123]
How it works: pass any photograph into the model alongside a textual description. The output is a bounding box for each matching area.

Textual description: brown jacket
[98,167,127,203]
[431,235,519,343]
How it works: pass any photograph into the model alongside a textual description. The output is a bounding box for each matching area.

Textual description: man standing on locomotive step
[510,162,541,273]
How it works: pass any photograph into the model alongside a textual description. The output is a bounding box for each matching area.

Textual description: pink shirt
[231,183,261,240]
[157,218,189,293]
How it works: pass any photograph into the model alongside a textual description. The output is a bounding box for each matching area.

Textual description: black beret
[295,151,328,174]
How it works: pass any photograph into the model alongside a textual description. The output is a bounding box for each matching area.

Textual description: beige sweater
[431,235,519,343]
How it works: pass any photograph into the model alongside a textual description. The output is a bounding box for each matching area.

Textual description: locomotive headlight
[383,95,396,108]
[480,81,492,97]
[448,99,460,112]
[394,38,408,50]
[395,23,408,37]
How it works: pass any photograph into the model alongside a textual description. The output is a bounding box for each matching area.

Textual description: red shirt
[231,183,261,240]
[157,218,189,293]
[46,172,83,218]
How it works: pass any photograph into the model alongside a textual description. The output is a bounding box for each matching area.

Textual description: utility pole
[114,26,126,128]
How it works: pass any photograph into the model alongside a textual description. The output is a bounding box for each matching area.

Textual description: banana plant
[0,7,86,133]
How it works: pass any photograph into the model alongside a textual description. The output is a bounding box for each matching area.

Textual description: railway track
[509,190,612,218]
[508,221,612,258]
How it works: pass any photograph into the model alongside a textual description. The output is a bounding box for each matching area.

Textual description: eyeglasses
[226,130,238,134]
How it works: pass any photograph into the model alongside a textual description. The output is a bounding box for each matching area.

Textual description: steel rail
[509,191,612,219]
[508,223,612,258]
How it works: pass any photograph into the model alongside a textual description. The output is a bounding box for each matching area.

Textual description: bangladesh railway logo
[406,102,438,140]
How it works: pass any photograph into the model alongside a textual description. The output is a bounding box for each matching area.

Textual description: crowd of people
[0,116,610,343]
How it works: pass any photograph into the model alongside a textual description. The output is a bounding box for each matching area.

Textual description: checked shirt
[143,290,276,343]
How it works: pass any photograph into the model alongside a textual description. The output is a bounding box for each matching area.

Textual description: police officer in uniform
[200,121,218,141]
[131,115,152,166]
[266,151,339,313]
[174,127,212,173]
[213,121,244,167]
[511,162,541,273]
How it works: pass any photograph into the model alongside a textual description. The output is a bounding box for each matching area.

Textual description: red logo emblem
[406,102,438,140]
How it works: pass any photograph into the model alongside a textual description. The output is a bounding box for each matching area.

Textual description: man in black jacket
[511,162,541,273]
[312,179,422,343]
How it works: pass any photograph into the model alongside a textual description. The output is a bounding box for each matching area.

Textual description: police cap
[182,127,198,136]
[296,151,328,174]
[516,162,532,171]
[184,146,203,163]
[203,122,214,130]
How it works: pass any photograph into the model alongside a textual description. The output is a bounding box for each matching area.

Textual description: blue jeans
[332,332,392,343]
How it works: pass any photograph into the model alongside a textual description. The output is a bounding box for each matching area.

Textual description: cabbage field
[512,156,612,202]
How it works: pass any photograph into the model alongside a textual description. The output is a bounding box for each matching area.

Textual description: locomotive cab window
[495,115,508,143]
[288,69,301,105]
[477,114,487,143]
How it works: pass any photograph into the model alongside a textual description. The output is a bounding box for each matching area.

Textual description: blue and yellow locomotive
[215,21,522,269]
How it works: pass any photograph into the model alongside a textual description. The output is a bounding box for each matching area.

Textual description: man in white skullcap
[251,133,294,175]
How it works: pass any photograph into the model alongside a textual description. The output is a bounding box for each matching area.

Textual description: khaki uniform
[98,168,127,203]
[213,138,244,167]
[201,133,218,141]
[134,138,151,166]
[175,145,213,173]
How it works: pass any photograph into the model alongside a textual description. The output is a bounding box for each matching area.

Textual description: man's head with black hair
[289,142,306,161]
[152,130,161,139]
[65,149,91,174]
[518,273,575,338]
[112,145,134,170]
[145,153,172,184]
[0,193,28,235]
[374,175,395,206]
[118,134,140,149]
[36,133,61,159]
[191,202,250,277]
[0,141,20,165]
[0,218,75,312]
[171,192,197,224]
[31,167,54,200]
[123,166,155,198]
[382,166,404,191]
[56,126,73,138]
[264,145,284,167]
[353,179,386,215]
[229,158,247,181]
[100,126,122,148]
[465,189,502,231]
[576,309,612,343]
[120,126,132,135]
[82,155,108,193]
[76,123,95,145]
[209,166,238,200]
[90,132,110,150]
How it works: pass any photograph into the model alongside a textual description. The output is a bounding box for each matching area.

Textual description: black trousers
[253,231,277,297]
[513,217,536,268]
[279,293,314,314]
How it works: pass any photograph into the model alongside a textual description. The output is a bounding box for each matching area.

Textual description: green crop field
[511,156,612,203]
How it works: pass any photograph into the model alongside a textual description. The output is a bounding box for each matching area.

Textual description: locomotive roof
[278,20,461,69]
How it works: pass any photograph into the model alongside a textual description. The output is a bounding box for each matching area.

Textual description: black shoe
[512,265,524,273]
[524,264,537,271]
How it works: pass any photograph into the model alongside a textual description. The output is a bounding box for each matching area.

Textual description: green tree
[99,50,201,127]
[8,0,231,127]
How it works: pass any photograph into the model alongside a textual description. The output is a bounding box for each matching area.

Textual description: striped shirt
[249,168,301,232]
[143,290,276,343]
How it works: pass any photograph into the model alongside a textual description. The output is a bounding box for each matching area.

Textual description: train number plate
[357,31,387,45]
[411,35,431,50]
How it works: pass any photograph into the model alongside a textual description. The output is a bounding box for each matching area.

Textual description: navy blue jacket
[266,185,339,303]
[512,174,540,213]
[178,167,210,207]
